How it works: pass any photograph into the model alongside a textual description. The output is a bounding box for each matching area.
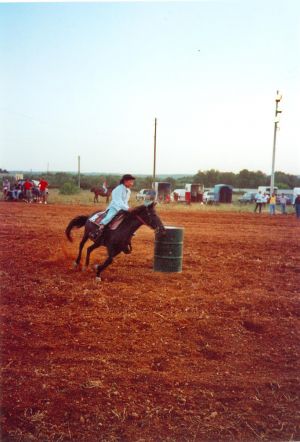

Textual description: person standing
[12,182,22,200]
[269,192,276,215]
[254,191,264,213]
[2,178,10,199]
[39,177,49,204]
[279,193,288,215]
[294,194,300,219]
[93,174,135,239]
[24,178,33,203]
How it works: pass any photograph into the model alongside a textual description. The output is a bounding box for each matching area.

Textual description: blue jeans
[295,203,300,219]
[280,203,286,214]
[269,204,276,215]
[13,189,21,199]
[100,207,119,225]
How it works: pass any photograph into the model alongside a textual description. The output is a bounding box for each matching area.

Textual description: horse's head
[133,202,166,236]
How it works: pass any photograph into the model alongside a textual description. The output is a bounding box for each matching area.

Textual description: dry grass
[47,189,295,214]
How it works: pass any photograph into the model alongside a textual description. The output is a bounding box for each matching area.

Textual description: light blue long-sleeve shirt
[107,184,131,211]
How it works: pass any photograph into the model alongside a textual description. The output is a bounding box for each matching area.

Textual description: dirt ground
[1,202,299,442]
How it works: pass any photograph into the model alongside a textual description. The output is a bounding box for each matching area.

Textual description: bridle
[134,208,165,234]
[134,208,153,229]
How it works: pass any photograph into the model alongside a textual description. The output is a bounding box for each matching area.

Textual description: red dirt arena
[1,202,299,441]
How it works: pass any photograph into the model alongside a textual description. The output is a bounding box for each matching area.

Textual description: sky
[0,0,300,176]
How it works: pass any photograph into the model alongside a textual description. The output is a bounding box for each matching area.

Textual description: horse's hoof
[73,261,78,269]
[95,276,102,282]
[82,266,87,272]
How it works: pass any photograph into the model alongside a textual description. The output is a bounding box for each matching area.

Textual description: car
[136,189,155,202]
[238,192,256,204]
[203,190,215,204]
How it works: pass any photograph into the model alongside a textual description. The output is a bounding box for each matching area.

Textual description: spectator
[254,191,264,213]
[279,193,288,215]
[263,193,269,205]
[24,178,33,203]
[2,178,10,199]
[12,182,22,200]
[294,194,300,219]
[269,192,276,215]
[39,177,49,204]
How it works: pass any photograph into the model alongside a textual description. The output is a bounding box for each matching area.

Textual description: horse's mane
[130,202,156,216]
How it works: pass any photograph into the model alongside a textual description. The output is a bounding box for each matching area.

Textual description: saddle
[88,210,126,230]
[88,210,132,254]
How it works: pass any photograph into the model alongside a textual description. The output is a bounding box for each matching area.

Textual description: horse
[91,187,113,204]
[65,202,165,280]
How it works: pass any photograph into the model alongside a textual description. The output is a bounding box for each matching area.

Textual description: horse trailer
[185,183,204,202]
[153,182,171,203]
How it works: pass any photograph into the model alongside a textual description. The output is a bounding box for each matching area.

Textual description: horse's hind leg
[84,240,102,270]
[74,232,89,267]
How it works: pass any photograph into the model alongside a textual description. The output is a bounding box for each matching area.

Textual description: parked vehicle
[172,189,186,202]
[238,192,256,204]
[153,182,171,202]
[292,188,300,204]
[185,183,204,202]
[203,190,215,204]
[136,189,154,201]
[257,186,278,195]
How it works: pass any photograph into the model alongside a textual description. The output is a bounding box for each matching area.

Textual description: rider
[93,174,135,239]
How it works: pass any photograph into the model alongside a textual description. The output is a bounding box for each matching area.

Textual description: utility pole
[270,91,282,194]
[153,118,157,184]
[78,155,81,189]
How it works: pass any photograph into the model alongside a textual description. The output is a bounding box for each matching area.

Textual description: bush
[59,182,81,195]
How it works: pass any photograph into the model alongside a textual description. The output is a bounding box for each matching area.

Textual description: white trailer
[293,187,300,204]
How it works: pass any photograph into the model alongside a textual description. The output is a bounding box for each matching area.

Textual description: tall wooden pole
[153,118,157,184]
[78,155,81,189]
[270,91,282,195]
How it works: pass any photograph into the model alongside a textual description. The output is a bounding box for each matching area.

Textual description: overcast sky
[1,0,299,176]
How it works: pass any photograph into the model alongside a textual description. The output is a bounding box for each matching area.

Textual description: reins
[134,213,151,228]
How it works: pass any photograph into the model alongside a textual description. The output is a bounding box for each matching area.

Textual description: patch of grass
[46,189,295,214]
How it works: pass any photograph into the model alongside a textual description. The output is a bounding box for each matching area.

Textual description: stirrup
[91,225,105,241]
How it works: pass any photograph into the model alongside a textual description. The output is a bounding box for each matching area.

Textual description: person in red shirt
[24,178,33,203]
[39,177,49,204]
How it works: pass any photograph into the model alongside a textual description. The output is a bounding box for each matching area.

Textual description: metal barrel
[153,226,184,273]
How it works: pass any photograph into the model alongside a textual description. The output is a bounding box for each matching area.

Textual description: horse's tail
[65,215,88,242]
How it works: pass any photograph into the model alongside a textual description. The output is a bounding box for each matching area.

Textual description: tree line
[1,169,299,190]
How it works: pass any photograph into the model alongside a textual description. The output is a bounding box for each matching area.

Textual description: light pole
[153,117,157,185]
[270,91,282,194]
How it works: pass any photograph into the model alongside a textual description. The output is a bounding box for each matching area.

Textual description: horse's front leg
[95,246,120,280]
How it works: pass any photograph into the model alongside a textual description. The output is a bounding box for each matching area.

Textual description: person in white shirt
[95,174,135,238]
[279,193,288,215]
[254,191,264,213]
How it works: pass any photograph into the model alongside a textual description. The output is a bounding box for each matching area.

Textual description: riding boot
[91,224,105,241]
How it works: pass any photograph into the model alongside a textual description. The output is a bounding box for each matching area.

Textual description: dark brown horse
[90,187,113,204]
[65,202,165,280]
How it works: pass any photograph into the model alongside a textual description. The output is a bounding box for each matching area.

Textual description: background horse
[91,187,113,204]
[65,202,165,280]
